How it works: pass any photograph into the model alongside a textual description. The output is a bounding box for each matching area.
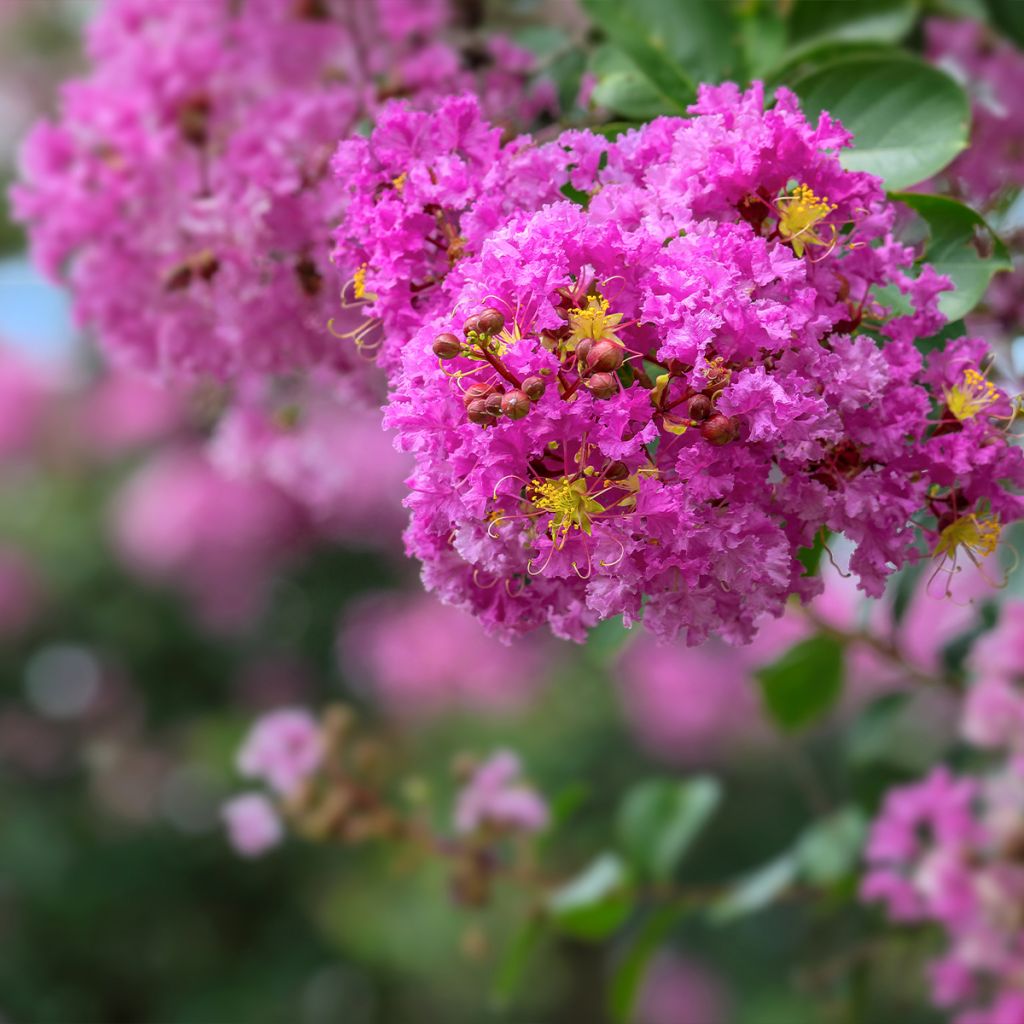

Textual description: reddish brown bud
[463,383,492,407]
[484,392,505,416]
[466,400,496,425]
[433,332,463,360]
[700,413,740,446]
[687,394,712,422]
[575,338,594,365]
[501,390,531,420]
[178,95,211,147]
[586,372,618,399]
[477,307,505,336]
[294,257,319,295]
[463,313,483,337]
[521,376,546,401]
[605,460,629,482]
[586,339,624,373]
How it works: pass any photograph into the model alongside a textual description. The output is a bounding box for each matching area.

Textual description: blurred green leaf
[589,45,678,120]
[710,853,798,924]
[794,56,970,190]
[891,192,1012,322]
[547,853,633,940]
[755,633,844,731]
[608,906,683,1024]
[491,917,545,1009]
[783,0,915,61]
[795,807,867,885]
[580,0,709,110]
[584,615,634,665]
[616,777,721,882]
[985,0,1024,48]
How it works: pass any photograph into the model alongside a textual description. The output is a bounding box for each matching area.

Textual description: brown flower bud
[476,307,505,336]
[433,332,463,359]
[463,313,483,337]
[700,413,740,446]
[463,383,492,407]
[586,372,618,399]
[521,376,546,401]
[484,391,504,416]
[501,390,531,420]
[178,95,211,148]
[586,339,624,373]
[466,399,496,425]
[605,460,629,482]
[687,394,712,422]
[575,338,594,366]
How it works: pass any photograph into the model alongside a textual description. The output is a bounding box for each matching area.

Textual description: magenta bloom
[236,707,323,797]
[339,592,550,719]
[454,750,548,836]
[222,793,283,858]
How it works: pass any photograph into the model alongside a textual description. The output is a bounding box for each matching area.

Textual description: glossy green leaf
[794,56,970,190]
[710,854,799,924]
[617,777,721,882]
[795,807,867,885]
[491,918,545,1009]
[755,632,844,731]
[589,45,677,120]
[547,853,633,941]
[608,906,684,1023]
[891,193,1012,322]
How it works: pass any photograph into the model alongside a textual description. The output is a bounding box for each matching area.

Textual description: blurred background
[2,2,1023,1023]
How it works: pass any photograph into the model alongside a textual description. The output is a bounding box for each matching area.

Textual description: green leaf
[491,918,545,1009]
[794,56,970,190]
[589,45,677,120]
[710,854,799,924]
[584,615,634,665]
[560,182,590,208]
[795,807,867,885]
[785,0,915,57]
[547,854,633,941]
[617,777,721,882]
[891,193,1012,322]
[608,907,684,1024]
[583,0,742,108]
[755,632,844,731]
[985,0,1024,49]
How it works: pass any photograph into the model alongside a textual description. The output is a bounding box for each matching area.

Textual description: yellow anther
[934,511,1001,565]
[567,293,625,350]
[777,184,837,258]
[528,477,604,539]
[946,368,1001,421]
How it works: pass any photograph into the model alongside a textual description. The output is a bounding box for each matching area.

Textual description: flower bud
[463,313,483,337]
[575,338,594,365]
[687,394,712,422]
[463,382,492,408]
[605,460,629,482]
[586,340,624,373]
[700,413,739,446]
[477,307,505,336]
[433,332,463,360]
[484,392,504,416]
[522,376,546,401]
[501,390,531,420]
[466,400,496,425]
[586,373,618,399]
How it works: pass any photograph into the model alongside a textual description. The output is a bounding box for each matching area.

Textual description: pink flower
[338,592,551,720]
[222,793,283,858]
[454,750,548,835]
[635,953,732,1024]
[236,708,322,797]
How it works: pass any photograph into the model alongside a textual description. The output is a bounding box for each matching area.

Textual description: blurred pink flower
[236,708,322,797]
[454,750,548,835]
[110,446,307,631]
[0,345,53,461]
[222,793,283,858]
[635,953,732,1024]
[338,592,550,719]
[76,369,184,457]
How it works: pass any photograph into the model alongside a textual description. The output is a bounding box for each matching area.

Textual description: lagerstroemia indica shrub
[11,1,1024,1022]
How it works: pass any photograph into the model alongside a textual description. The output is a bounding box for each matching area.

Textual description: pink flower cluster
[863,605,1024,1023]
[454,749,549,836]
[927,19,1024,207]
[13,0,550,382]
[338,592,552,720]
[336,84,1024,643]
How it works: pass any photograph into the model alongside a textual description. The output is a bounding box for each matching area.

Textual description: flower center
[567,295,625,349]
[778,184,837,258]
[528,477,604,539]
[934,511,1001,563]
[946,368,1000,421]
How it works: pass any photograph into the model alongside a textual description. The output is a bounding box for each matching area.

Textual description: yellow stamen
[946,368,1000,421]
[528,477,604,540]
[567,294,625,350]
[934,512,1001,564]
[778,184,837,258]
[392,172,407,192]
[353,263,369,301]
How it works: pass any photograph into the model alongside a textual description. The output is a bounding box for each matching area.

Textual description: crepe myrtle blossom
[222,792,283,858]
[863,757,1024,1024]
[12,0,551,382]
[368,83,1024,643]
[236,707,323,798]
[454,750,549,836]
